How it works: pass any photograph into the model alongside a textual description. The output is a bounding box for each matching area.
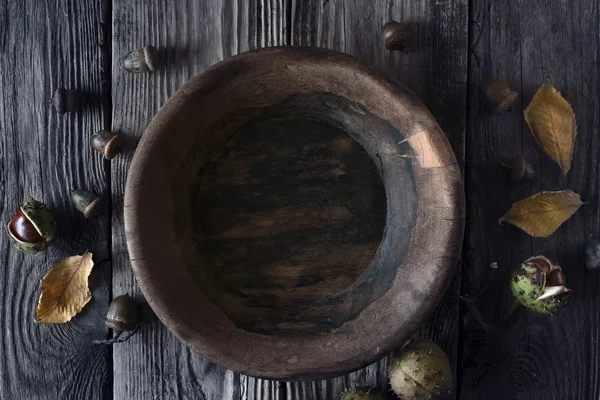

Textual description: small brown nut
[504,156,534,182]
[106,294,139,332]
[382,21,409,53]
[91,130,121,159]
[120,45,160,73]
[51,87,86,114]
[70,190,105,219]
[485,79,518,112]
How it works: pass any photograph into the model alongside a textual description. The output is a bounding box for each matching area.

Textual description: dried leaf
[499,190,583,237]
[524,82,577,175]
[36,252,94,323]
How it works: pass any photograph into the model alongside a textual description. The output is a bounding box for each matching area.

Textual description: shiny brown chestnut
[6,200,56,254]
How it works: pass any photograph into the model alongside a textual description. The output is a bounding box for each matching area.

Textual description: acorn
[6,200,56,254]
[504,156,534,182]
[484,79,518,113]
[70,190,105,219]
[51,87,86,114]
[120,45,160,73]
[388,339,452,400]
[382,21,409,53]
[583,238,600,271]
[91,130,121,159]
[341,387,385,400]
[510,256,571,314]
[105,294,139,332]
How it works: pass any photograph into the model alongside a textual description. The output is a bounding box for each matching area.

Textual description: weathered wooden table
[1,0,597,399]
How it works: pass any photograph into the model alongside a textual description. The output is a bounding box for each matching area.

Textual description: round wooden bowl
[125,47,464,380]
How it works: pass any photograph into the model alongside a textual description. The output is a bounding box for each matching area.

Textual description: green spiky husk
[388,339,452,399]
[510,262,545,306]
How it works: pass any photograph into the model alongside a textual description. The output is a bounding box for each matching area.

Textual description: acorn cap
[106,294,139,332]
[143,45,159,71]
[506,156,534,181]
[382,21,409,53]
[91,130,121,159]
[70,190,105,219]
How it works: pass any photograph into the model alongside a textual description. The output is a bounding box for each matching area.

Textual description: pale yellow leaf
[499,190,583,237]
[36,252,94,323]
[524,82,577,175]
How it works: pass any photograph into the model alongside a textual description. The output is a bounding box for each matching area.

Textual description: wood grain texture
[461,0,599,399]
[287,0,467,397]
[111,0,287,398]
[195,117,386,335]
[0,0,110,399]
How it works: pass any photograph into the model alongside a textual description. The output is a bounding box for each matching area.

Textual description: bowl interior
[192,106,387,334]
[126,47,464,379]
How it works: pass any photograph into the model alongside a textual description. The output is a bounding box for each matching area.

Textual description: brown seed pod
[91,130,121,159]
[51,87,86,114]
[504,156,534,182]
[70,190,105,219]
[121,45,160,73]
[485,79,518,113]
[106,294,139,332]
[382,21,409,53]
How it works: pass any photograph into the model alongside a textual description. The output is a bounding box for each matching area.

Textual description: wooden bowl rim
[124,46,465,380]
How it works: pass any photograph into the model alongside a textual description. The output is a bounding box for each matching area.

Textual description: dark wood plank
[0,0,111,398]
[287,0,467,398]
[461,0,599,398]
[111,0,286,398]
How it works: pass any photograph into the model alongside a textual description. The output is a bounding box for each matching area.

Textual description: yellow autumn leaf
[499,190,583,237]
[524,82,577,175]
[36,252,94,323]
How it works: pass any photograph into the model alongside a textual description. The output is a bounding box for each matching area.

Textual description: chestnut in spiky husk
[341,387,385,400]
[388,339,452,400]
[6,200,56,254]
[510,256,571,314]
